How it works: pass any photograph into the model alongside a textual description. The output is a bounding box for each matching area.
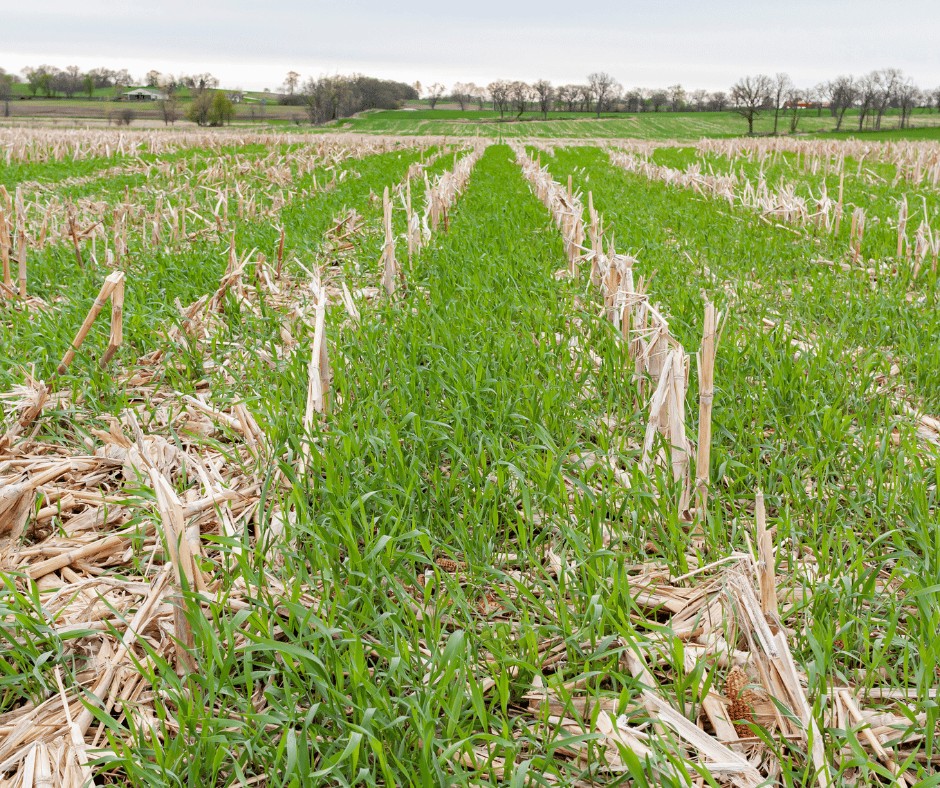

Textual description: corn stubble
[0,131,938,785]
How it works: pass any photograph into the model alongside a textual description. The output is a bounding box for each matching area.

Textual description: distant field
[5,97,940,140]
[330,107,940,140]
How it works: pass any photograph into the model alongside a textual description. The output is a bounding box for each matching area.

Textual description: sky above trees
[2,0,938,92]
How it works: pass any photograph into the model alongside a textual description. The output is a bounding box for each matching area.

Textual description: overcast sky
[3,0,938,92]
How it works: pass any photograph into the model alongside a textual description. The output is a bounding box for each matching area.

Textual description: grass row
[646,143,940,265]
[86,144,659,784]
[540,146,940,724]
[0,146,434,403]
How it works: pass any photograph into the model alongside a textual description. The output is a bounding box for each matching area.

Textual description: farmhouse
[123,88,167,101]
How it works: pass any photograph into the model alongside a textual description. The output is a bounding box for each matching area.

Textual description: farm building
[123,88,167,101]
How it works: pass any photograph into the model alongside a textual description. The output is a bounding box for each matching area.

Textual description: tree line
[280,73,418,124]
[730,70,933,134]
[4,62,939,134]
[419,69,940,132]
[0,65,225,99]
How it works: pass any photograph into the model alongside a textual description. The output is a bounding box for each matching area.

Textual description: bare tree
[824,76,857,131]
[785,87,803,133]
[532,79,554,119]
[710,91,728,112]
[469,84,486,110]
[427,82,446,109]
[690,89,709,112]
[856,72,878,131]
[668,84,686,111]
[451,82,472,111]
[872,68,902,130]
[159,93,180,126]
[145,70,161,88]
[555,84,576,112]
[487,81,510,117]
[587,72,619,117]
[284,71,300,96]
[113,69,134,88]
[0,72,13,117]
[509,81,532,117]
[87,68,116,89]
[51,66,83,98]
[771,73,792,134]
[731,74,772,134]
[896,80,920,129]
[577,84,593,113]
[808,84,824,116]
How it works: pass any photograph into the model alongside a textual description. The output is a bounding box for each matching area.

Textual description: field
[0,127,939,785]
[7,100,940,142]
[330,108,940,141]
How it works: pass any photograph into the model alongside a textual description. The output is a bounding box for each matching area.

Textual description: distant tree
[301,74,416,124]
[731,74,772,134]
[932,86,940,113]
[302,76,340,124]
[23,65,57,97]
[283,70,300,96]
[145,70,161,88]
[587,72,619,117]
[824,76,857,131]
[159,85,180,125]
[690,89,709,112]
[710,91,728,112]
[668,84,686,111]
[532,79,554,119]
[113,69,134,88]
[896,80,920,129]
[808,83,824,116]
[21,66,42,96]
[649,90,668,112]
[622,88,643,113]
[186,73,218,92]
[451,82,472,111]
[509,81,531,117]
[186,90,214,126]
[0,72,13,117]
[771,73,792,134]
[39,72,55,97]
[555,84,577,112]
[785,87,804,133]
[87,68,116,89]
[210,91,235,125]
[412,81,422,98]
[54,65,83,98]
[856,72,879,131]
[470,83,486,110]
[872,68,902,130]
[427,82,446,109]
[573,84,590,113]
[82,74,95,98]
[111,107,135,126]
[488,81,510,117]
